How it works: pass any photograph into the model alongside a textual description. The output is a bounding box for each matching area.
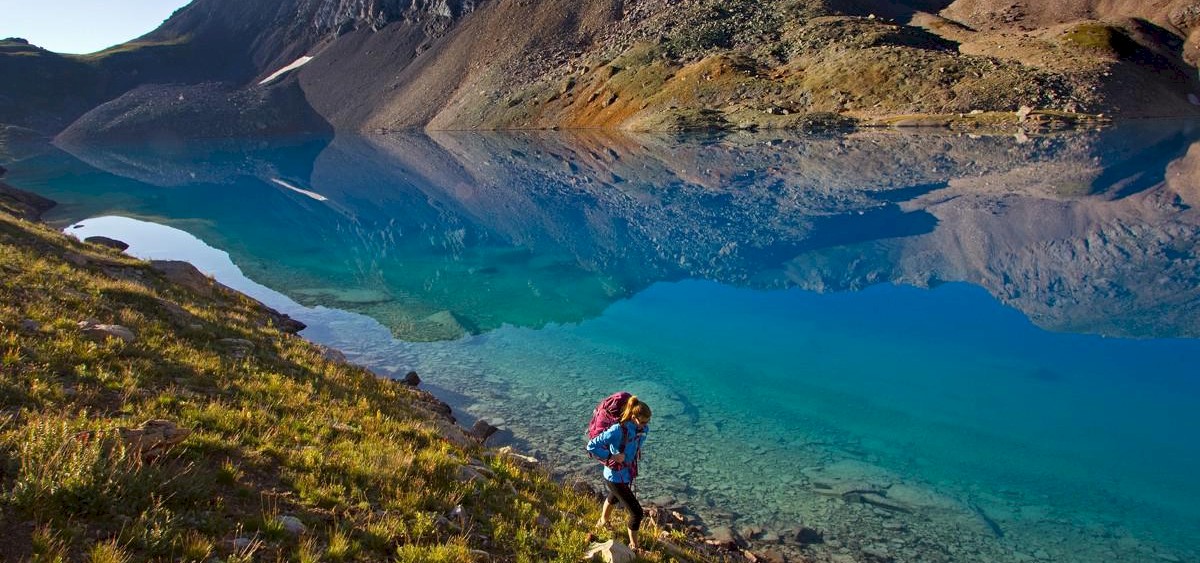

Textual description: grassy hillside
[0,188,709,562]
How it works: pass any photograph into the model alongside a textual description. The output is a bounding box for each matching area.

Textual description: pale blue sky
[0,0,192,54]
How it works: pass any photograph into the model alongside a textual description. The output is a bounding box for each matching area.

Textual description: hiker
[587,395,652,551]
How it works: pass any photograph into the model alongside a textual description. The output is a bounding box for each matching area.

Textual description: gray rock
[756,548,788,563]
[150,260,217,297]
[84,236,129,251]
[790,525,824,545]
[708,526,741,549]
[457,465,487,483]
[470,419,499,442]
[862,544,893,562]
[217,338,255,357]
[78,321,136,343]
[495,446,538,468]
[741,525,764,540]
[18,319,39,332]
[583,539,636,563]
[277,515,307,535]
[320,346,347,363]
[571,479,599,499]
[401,370,421,386]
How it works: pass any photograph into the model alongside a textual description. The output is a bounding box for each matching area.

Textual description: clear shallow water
[7,124,1200,562]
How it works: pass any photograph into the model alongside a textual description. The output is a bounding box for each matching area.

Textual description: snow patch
[271,178,328,201]
[258,56,314,86]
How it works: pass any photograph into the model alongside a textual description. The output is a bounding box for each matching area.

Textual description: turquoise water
[6,124,1200,562]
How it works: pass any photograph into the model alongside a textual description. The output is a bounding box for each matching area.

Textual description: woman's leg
[603,481,644,548]
[597,495,616,527]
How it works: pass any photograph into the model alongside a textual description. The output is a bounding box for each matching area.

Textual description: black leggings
[604,481,644,531]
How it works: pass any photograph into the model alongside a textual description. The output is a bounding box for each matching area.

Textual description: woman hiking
[587,396,652,551]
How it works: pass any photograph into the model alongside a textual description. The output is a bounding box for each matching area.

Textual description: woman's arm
[586,423,622,460]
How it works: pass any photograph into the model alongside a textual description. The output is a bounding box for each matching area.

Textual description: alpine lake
[6,121,1200,563]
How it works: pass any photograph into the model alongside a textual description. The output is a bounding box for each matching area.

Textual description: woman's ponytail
[620,395,652,423]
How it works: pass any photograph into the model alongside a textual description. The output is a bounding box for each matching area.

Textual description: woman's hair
[620,395,652,423]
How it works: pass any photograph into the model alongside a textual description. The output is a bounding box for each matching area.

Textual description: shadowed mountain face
[11,123,1199,340]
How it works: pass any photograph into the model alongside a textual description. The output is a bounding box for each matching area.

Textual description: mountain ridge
[3,0,1200,137]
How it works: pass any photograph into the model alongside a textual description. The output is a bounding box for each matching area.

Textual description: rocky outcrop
[6,0,1200,137]
[0,182,56,221]
[56,82,332,144]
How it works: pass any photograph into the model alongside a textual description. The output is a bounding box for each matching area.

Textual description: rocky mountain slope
[3,0,1200,137]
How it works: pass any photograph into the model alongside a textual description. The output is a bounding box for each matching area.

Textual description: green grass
[0,206,712,561]
[1060,23,1139,58]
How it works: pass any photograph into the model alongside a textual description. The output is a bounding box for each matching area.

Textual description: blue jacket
[586,421,648,483]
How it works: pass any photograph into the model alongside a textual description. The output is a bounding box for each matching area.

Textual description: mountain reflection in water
[28,122,1199,341]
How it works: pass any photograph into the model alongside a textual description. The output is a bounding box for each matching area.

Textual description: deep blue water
[5,124,1200,562]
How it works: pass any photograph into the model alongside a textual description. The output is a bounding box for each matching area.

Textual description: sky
[0,0,192,54]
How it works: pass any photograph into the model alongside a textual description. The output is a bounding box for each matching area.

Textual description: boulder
[19,319,39,332]
[0,182,56,221]
[457,465,487,483]
[708,526,742,549]
[470,419,499,442]
[319,346,347,364]
[267,310,306,334]
[78,321,136,344]
[495,446,538,468]
[150,261,303,334]
[401,370,421,386]
[741,525,764,540]
[571,479,599,499]
[150,260,217,297]
[583,539,636,563]
[217,338,255,358]
[117,419,190,458]
[277,515,307,536]
[756,548,788,563]
[84,236,129,251]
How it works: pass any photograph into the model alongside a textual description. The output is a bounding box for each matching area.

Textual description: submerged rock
[790,525,824,545]
[708,526,742,549]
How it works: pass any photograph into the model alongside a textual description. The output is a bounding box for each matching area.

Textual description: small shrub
[325,527,358,561]
[394,539,473,563]
[178,532,214,561]
[30,526,69,563]
[7,417,155,518]
[294,538,322,563]
[87,540,129,563]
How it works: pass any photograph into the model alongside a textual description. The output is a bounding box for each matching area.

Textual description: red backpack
[587,392,638,476]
